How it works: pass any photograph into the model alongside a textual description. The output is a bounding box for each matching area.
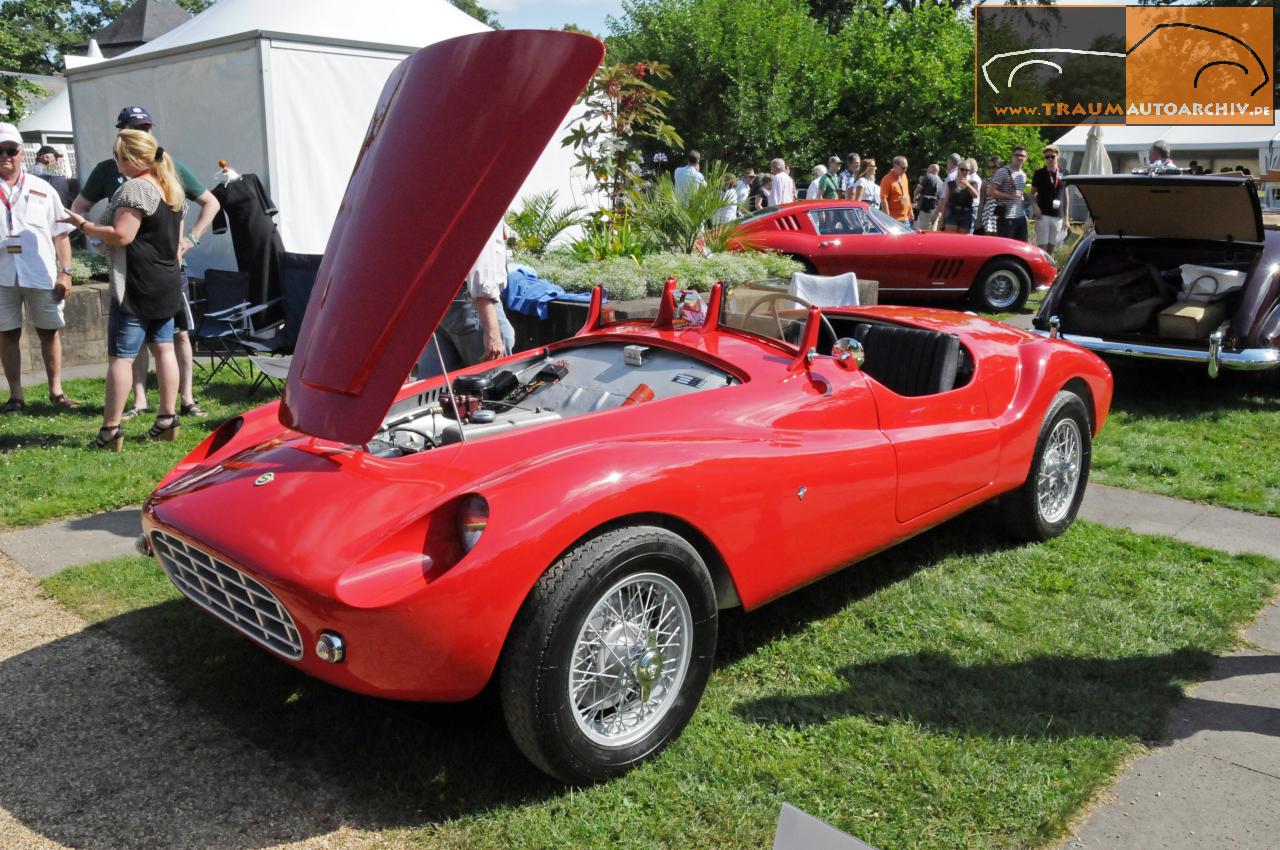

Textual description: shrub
[514,249,801,302]
[505,191,582,255]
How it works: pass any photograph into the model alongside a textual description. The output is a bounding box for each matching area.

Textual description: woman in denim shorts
[63,130,186,450]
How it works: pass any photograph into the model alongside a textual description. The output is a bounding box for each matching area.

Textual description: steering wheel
[743,292,839,350]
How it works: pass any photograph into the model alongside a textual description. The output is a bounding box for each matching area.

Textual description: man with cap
[72,106,220,419]
[0,123,79,412]
[32,146,74,207]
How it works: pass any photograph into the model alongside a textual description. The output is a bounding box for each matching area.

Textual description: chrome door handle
[818,240,841,248]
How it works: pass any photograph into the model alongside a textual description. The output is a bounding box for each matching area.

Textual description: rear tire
[971,258,1030,312]
[499,526,718,783]
[1001,391,1091,542]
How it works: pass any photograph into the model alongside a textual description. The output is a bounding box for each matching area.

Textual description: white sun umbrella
[1079,122,1112,175]
[1072,122,1112,230]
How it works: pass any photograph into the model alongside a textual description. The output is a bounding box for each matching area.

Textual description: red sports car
[139,31,1113,784]
[730,200,1058,312]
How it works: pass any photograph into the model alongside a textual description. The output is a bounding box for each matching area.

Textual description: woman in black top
[937,159,979,233]
[63,129,185,449]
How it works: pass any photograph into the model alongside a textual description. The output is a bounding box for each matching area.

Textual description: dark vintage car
[729,200,1058,312]
[1033,175,1280,376]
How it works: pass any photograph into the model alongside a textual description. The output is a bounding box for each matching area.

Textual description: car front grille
[151,530,304,660]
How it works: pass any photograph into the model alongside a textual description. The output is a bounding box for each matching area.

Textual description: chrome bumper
[1034,327,1280,376]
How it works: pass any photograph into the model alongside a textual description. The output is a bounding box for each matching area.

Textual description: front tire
[499,526,718,783]
[971,258,1030,312]
[1001,390,1092,542]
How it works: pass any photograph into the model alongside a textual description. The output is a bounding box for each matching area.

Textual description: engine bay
[368,341,739,456]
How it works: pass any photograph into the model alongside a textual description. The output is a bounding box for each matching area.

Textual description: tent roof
[17,83,71,134]
[117,0,489,60]
[89,0,192,51]
[1054,120,1280,152]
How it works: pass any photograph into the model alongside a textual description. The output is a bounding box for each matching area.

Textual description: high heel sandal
[148,414,181,441]
[91,424,125,452]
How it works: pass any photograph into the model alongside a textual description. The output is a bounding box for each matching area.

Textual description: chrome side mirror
[832,337,865,370]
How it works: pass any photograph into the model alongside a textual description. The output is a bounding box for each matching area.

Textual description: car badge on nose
[254,472,275,487]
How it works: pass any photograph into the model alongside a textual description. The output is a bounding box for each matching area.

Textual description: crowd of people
[716,142,1078,254]
[1,105,221,450]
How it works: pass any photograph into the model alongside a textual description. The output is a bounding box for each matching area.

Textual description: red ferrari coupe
[730,200,1058,312]
[139,31,1113,784]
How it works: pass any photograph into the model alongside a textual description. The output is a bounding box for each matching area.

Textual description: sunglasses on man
[0,146,21,158]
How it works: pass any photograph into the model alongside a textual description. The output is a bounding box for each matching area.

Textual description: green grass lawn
[1092,360,1280,517]
[43,518,1280,849]
[0,364,267,528]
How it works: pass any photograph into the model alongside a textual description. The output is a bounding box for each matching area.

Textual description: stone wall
[15,283,111,370]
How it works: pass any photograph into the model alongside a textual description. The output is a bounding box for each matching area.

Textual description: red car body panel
[731,200,1057,301]
[143,32,1112,707]
[281,30,605,445]
[145,306,1111,702]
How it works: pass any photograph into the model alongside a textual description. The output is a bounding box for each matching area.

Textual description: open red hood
[281,31,604,443]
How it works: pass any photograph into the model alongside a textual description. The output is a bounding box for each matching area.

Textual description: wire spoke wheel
[1036,417,1082,524]
[569,571,693,748]
[984,269,1021,310]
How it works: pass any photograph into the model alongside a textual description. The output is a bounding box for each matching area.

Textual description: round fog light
[315,632,346,663]
[134,534,152,557]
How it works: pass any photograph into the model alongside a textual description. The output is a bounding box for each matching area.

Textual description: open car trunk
[1049,238,1263,348]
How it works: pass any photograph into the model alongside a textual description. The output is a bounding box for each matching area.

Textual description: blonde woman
[850,159,880,207]
[937,158,980,233]
[63,129,184,449]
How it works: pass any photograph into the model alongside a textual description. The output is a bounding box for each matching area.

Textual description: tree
[608,0,1042,178]
[0,0,213,120]
[561,60,682,216]
[449,0,500,28]
[610,0,843,171]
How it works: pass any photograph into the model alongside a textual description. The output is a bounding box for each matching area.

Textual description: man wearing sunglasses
[1031,145,1070,253]
[71,106,220,419]
[0,123,78,413]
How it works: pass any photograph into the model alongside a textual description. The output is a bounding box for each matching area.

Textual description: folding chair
[243,252,323,395]
[788,272,860,307]
[191,269,279,385]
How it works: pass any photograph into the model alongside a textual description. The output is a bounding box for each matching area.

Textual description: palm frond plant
[567,212,654,261]
[629,162,745,255]
[505,191,583,256]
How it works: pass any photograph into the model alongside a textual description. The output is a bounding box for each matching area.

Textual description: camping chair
[788,272,860,307]
[243,252,323,395]
[191,269,279,385]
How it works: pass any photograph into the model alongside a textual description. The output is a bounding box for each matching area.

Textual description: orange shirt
[880,171,910,221]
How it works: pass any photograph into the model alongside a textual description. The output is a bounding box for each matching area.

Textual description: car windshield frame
[716,280,810,351]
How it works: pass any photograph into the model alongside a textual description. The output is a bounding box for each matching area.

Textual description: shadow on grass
[717,505,1014,666]
[0,509,1026,849]
[1107,359,1280,417]
[733,649,1280,743]
[0,594,559,850]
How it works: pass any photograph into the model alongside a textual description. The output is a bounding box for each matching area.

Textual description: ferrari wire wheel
[983,268,1021,310]
[1036,416,1082,524]
[569,572,693,747]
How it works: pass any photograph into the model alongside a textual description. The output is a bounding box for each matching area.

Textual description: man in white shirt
[767,158,795,206]
[840,153,860,196]
[418,222,515,378]
[735,168,756,207]
[673,150,706,202]
[0,123,78,412]
[1147,140,1176,171]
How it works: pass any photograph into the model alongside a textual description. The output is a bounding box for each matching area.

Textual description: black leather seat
[852,323,961,396]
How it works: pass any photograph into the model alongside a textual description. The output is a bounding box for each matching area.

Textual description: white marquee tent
[65,0,596,276]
